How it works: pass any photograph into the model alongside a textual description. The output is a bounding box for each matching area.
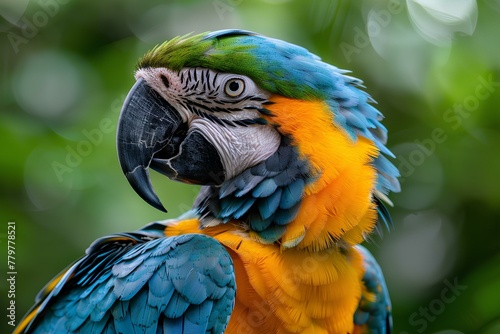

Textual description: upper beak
[116,78,183,212]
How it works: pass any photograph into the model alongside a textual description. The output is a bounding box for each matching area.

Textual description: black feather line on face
[186,103,266,128]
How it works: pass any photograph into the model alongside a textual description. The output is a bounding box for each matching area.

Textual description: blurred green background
[1,0,500,333]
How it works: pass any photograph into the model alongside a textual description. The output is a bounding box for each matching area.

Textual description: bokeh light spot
[381,211,457,299]
[407,0,478,45]
[12,50,84,120]
[0,0,29,25]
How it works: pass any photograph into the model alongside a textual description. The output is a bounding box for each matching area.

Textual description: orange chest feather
[263,97,379,250]
[165,220,365,334]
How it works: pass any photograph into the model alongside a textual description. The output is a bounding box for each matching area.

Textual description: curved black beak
[117,78,183,212]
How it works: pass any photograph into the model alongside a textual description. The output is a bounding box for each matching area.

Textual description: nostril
[160,75,170,88]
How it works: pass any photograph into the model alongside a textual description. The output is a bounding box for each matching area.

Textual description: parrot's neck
[263,96,379,251]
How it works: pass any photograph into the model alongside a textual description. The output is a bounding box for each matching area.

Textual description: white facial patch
[189,117,281,179]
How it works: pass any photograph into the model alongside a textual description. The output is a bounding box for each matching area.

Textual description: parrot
[15,29,400,334]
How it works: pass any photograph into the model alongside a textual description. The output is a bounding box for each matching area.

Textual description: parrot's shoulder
[16,220,235,334]
[354,245,393,334]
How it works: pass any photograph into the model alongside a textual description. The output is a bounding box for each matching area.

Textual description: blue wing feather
[354,245,392,334]
[257,188,282,220]
[252,178,278,198]
[18,223,235,334]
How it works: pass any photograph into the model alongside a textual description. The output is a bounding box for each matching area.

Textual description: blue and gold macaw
[16,29,399,334]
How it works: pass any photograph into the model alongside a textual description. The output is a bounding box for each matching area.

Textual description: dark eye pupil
[229,81,239,92]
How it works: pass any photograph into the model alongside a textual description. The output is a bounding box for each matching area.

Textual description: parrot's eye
[224,78,245,97]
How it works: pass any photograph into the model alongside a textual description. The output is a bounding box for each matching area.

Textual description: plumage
[353,246,392,334]
[16,226,235,334]
[17,29,399,334]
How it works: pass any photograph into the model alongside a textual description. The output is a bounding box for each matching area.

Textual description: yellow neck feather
[264,96,379,251]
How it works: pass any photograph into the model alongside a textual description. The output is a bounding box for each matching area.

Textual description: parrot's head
[117,29,400,250]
